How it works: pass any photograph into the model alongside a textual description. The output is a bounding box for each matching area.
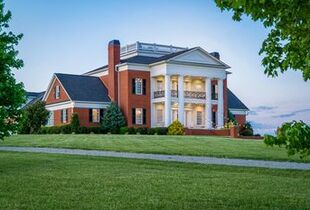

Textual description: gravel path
[1,146,310,170]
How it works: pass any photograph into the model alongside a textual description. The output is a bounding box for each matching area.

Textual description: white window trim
[62,109,67,123]
[55,85,60,99]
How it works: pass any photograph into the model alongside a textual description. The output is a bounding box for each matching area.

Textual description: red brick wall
[100,75,109,89]
[234,114,246,125]
[108,42,120,102]
[45,77,70,105]
[73,108,101,127]
[119,70,151,127]
[53,108,73,126]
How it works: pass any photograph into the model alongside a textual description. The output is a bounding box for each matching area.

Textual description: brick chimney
[108,40,120,102]
[210,52,220,60]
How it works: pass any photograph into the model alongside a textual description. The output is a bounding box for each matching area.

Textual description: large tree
[0,0,25,139]
[215,0,310,81]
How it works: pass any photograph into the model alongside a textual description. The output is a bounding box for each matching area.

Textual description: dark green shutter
[132,108,136,124]
[89,109,93,122]
[65,109,68,123]
[100,109,104,123]
[132,79,136,94]
[142,79,146,95]
[61,110,63,123]
[143,109,146,125]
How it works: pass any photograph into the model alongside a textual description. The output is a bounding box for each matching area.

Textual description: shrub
[110,127,120,134]
[136,127,148,135]
[127,127,136,134]
[239,122,254,136]
[61,125,72,134]
[70,113,80,133]
[78,126,89,134]
[155,127,168,135]
[120,127,129,134]
[147,128,157,135]
[264,121,310,158]
[168,120,185,135]
[101,102,126,132]
[89,126,102,134]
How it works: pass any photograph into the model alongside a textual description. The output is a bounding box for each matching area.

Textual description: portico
[151,74,225,129]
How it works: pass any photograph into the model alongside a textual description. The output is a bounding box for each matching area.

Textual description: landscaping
[0,152,309,210]
[2,134,310,162]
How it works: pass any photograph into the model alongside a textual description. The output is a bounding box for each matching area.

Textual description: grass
[2,134,309,163]
[0,151,309,210]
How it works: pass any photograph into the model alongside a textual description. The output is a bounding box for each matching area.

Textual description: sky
[6,0,310,135]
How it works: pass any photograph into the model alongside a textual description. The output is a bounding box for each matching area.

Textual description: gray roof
[55,73,110,102]
[228,89,249,110]
[23,91,45,108]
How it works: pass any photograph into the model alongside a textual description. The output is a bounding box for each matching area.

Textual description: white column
[178,75,184,125]
[164,75,171,127]
[217,79,224,128]
[205,77,212,129]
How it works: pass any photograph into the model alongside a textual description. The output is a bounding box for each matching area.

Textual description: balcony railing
[154,90,209,100]
[184,91,206,99]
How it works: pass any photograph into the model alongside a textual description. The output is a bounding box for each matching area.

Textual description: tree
[264,121,310,158]
[70,112,80,133]
[19,101,49,134]
[0,0,25,139]
[215,0,310,81]
[101,102,126,132]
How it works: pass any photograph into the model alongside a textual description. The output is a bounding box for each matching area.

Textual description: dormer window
[55,85,60,99]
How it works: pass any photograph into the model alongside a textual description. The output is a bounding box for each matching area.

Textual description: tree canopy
[215,0,310,81]
[0,0,25,139]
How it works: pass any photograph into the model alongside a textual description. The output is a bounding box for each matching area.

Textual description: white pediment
[171,48,228,67]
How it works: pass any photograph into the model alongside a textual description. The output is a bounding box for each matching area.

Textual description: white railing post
[164,75,171,127]
[205,77,212,129]
[178,75,184,125]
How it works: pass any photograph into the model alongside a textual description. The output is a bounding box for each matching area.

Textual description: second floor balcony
[154,90,217,100]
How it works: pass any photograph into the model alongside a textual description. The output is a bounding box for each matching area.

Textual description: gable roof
[228,89,249,111]
[55,73,110,102]
[23,91,45,108]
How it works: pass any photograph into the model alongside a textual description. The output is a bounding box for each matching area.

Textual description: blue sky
[6,0,310,134]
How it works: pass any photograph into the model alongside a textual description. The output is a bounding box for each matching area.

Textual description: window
[184,81,191,91]
[172,110,178,121]
[196,111,202,125]
[157,80,163,91]
[89,109,104,123]
[55,85,60,99]
[211,84,218,100]
[61,109,68,123]
[156,109,163,123]
[135,108,143,124]
[132,108,146,125]
[135,78,143,95]
[172,80,178,90]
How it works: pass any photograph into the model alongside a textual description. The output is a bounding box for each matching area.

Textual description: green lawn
[2,134,309,162]
[0,152,309,210]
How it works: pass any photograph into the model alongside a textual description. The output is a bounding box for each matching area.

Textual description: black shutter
[132,79,136,94]
[89,109,93,123]
[132,108,136,124]
[66,109,68,123]
[142,79,146,95]
[100,109,104,123]
[61,110,63,123]
[143,109,146,125]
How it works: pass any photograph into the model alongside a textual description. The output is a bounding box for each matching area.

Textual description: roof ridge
[55,73,99,78]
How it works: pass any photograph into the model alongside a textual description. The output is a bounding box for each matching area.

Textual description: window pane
[135,108,143,124]
[135,78,143,95]
[92,109,100,123]
[62,109,67,123]
[56,85,60,99]
[197,111,202,125]
[156,109,163,123]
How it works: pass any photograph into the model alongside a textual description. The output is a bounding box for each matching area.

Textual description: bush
[70,113,80,133]
[60,125,72,134]
[136,127,148,135]
[89,126,102,134]
[147,128,157,135]
[239,122,254,136]
[110,127,120,134]
[78,126,89,134]
[168,120,185,135]
[155,127,168,135]
[264,121,310,158]
[120,127,128,134]
[127,127,136,134]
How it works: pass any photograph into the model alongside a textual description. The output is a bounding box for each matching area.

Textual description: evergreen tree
[0,0,25,139]
[70,112,80,133]
[101,102,126,131]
